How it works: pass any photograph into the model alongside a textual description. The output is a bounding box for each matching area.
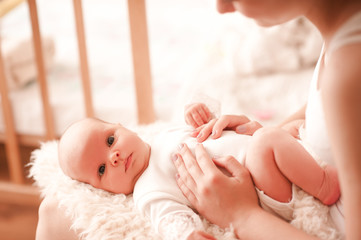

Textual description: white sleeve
[158,211,205,240]
[141,198,204,239]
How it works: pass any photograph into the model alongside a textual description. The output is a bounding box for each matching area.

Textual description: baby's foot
[316,166,340,205]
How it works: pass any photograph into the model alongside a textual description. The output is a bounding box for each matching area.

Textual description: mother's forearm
[233,208,317,240]
[36,196,80,240]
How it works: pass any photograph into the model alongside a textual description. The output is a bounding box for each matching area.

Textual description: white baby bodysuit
[133,126,295,239]
[133,126,250,239]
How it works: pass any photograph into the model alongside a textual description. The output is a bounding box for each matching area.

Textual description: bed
[0,0,342,239]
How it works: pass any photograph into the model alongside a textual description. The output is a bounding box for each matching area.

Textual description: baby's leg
[245,128,292,203]
[245,127,340,205]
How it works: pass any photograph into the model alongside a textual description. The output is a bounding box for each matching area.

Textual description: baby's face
[59,118,150,194]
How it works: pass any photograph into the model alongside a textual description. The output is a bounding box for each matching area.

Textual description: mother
[174,0,361,239]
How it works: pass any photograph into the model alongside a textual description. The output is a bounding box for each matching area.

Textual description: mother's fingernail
[190,130,198,137]
[178,143,184,150]
[236,125,246,133]
[172,153,178,162]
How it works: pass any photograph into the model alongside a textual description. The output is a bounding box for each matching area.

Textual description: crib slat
[27,0,56,139]
[128,0,156,124]
[73,0,94,118]
[0,182,40,206]
[0,39,24,184]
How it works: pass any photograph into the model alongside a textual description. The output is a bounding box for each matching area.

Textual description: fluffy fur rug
[29,126,341,240]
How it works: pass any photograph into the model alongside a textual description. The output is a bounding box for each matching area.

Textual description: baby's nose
[110,151,121,166]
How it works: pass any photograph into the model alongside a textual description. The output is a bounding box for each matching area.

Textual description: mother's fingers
[211,115,251,139]
[194,144,219,175]
[236,120,263,135]
[175,173,198,207]
[173,152,198,196]
[212,155,250,180]
[195,119,217,142]
[177,143,204,176]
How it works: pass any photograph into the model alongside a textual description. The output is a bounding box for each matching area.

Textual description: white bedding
[1,0,322,136]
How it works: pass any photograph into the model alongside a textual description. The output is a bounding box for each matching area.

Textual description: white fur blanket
[29,124,341,240]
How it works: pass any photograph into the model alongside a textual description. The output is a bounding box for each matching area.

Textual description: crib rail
[73,0,94,118]
[0,35,23,184]
[28,0,56,140]
[128,0,155,124]
[0,0,155,198]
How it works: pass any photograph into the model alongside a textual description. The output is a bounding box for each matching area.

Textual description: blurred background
[0,0,322,239]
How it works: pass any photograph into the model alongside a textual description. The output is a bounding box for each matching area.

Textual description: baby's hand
[187,230,216,240]
[184,103,212,128]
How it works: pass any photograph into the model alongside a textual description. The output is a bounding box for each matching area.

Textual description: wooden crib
[0,0,155,204]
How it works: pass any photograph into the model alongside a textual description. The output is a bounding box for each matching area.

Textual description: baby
[59,118,221,239]
[58,106,340,239]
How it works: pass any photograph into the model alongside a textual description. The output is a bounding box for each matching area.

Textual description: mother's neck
[305,0,361,42]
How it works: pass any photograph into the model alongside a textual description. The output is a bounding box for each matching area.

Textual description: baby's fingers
[185,114,199,128]
[197,104,212,124]
[191,111,206,127]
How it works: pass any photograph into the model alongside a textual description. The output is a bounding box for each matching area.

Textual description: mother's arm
[173,143,317,240]
[323,45,361,240]
[36,195,79,240]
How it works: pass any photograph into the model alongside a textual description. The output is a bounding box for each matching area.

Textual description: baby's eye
[107,136,115,146]
[98,164,106,176]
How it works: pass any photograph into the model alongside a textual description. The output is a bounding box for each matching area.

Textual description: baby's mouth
[125,153,132,172]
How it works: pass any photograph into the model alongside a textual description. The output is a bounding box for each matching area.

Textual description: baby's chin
[101,183,134,195]
[106,188,132,195]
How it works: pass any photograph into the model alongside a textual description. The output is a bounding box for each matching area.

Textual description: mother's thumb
[213,156,249,180]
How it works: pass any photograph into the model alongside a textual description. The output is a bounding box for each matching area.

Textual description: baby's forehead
[59,119,101,174]
[60,117,115,164]
[76,118,105,130]
[68,119,110,140]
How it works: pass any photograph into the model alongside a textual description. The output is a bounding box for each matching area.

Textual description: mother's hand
[191,115,262,142]
[173,143,259,229]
